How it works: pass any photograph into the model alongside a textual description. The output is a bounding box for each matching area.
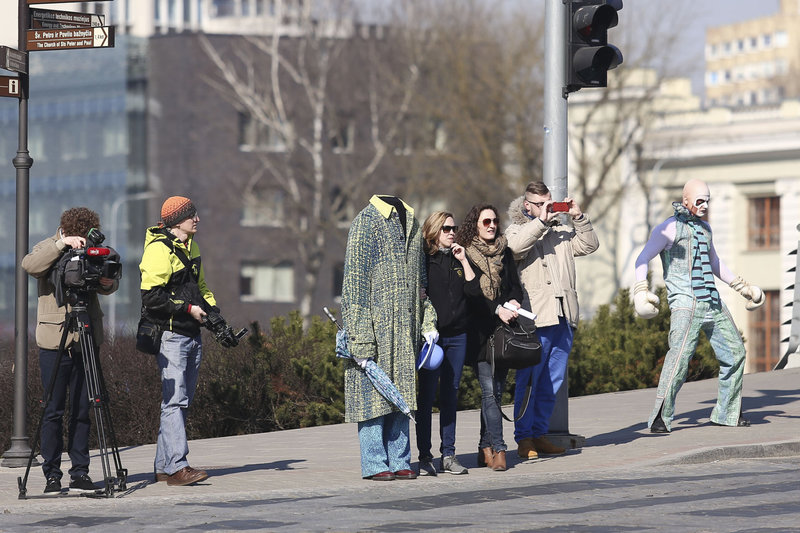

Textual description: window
[775,31,788,47]
[238,112,286,152]
[748,196,779,250]
[241,188,285,227]
[61,124,88,161]
[240,262,294,302]
[212,0,235,17]
[762,34,771,47]
[749,290,779,372]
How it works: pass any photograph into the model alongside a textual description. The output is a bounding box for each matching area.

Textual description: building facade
[705,0,800,107]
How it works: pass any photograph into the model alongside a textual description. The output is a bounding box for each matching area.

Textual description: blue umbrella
[325,307,416,423]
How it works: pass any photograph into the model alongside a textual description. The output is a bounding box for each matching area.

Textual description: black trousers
[38,346,91,481]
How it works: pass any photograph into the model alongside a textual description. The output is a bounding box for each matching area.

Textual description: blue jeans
[513,317,573,441]
[39,347,90,481]
[477,360,509,452]
[416,333,467,460]
[357,411,411,477]
[155,331,202,475]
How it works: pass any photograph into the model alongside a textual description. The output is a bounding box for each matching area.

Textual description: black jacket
[426,250,480,337]
[465,248,524,363]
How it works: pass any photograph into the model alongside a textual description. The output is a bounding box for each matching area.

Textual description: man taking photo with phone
[505,181,599,460]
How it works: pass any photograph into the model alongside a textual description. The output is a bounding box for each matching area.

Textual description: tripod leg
[93,353,128,490]
[78,326,112,496]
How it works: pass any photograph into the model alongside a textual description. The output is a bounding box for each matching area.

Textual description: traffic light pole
[2,0,34,468]
[542,0,583,449]
[543,0,568,203]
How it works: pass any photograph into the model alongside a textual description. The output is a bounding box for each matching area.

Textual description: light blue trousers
[649,301,746,431]
[155,331,202,475]
[357,412,410,478]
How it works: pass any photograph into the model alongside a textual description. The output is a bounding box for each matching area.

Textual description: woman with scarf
[455,203,524,472]
[417,211,479,476]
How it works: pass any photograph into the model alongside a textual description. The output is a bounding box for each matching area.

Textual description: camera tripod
[18,290,128,499]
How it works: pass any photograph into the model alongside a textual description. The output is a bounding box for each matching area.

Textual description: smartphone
[550,201,569,213]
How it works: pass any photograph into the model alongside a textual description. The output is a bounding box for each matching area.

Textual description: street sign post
[0,75,21,98]
[31,8,104,29]
[27,0,112,3]
[0,46,28,74]
[26,26,115,51]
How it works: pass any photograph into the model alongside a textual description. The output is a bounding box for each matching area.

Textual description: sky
[0,0,785,98]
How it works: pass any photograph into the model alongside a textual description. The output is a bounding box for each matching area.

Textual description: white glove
[354,357,369,369]
[729,276,765,311]
[633,280,660,319]
[423,330,439,346]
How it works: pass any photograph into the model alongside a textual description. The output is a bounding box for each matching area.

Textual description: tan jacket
[505,196,599,328]
[21,231,117,350]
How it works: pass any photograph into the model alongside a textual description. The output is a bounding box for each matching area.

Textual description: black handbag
[488,320,542,423]
[488,321,542,371]
[135,317,163,355]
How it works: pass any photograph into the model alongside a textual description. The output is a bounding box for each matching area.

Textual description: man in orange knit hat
[139,196,218,486]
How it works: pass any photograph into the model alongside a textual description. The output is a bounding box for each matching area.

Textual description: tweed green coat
[341,195,437,423]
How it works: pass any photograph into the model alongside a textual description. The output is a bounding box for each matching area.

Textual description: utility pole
[2,0,33,468]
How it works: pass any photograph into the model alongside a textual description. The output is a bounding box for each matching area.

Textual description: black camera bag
[488,321,542,370]
[136,317,163,355]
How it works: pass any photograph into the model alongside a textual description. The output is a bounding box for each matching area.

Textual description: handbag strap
[488,324,533,423]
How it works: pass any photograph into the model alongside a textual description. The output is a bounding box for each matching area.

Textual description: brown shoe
[154,472,169,482]
[166,466,209,486]
[516,438,539,460]
[477,447,493,468]
[491,450,506,471]
[532,436,566,456]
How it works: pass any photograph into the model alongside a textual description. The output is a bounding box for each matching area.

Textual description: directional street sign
[27,0,112,4]
[26,26,115,52]
[31,8,105,29]
[0,76,21,99]
[0,46,28,74]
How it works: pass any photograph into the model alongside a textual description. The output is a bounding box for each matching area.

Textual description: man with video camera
[21,207,119,495]
[139,196,241,487]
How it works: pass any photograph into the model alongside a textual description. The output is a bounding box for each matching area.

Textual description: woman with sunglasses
[416,212,479,477]
[454,204,524,472]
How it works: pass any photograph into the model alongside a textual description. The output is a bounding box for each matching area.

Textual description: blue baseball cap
[417,341,444,371]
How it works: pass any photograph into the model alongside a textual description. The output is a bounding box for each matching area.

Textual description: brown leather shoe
[368,471,396,481]
[394,469,418,480]
[154,472,169,482]
[477,447,493,468]
[166,466,209,486]
[516,438,539,460]
[491,450,506,471]
[532,436,566,456]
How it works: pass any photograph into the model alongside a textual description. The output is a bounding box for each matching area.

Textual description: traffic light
[566,0,623,93]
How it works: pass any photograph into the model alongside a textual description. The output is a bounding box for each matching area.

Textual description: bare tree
[198,0,426,321]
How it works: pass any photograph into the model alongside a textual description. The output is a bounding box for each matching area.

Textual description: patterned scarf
[465,235,508,300]
[673,202,719,304]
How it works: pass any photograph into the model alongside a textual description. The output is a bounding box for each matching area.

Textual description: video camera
[50,228,122,306]
[202,310,248,348]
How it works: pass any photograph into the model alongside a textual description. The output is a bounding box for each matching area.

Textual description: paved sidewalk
[1,367,798,511]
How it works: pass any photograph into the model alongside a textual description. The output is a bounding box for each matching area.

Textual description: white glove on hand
[729,276,765,311]
[423,330,439,346]
[633,280,660,319]
[354,357,369,369]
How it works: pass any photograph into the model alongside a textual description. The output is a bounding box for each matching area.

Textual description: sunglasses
[525,199,545,208]
[441,225,458,233]
[481,218,499,227]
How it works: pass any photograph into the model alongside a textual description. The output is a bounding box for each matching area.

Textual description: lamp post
[2,0,33,468]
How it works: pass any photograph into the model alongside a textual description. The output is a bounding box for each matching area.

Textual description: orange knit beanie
[160,196,196,227]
